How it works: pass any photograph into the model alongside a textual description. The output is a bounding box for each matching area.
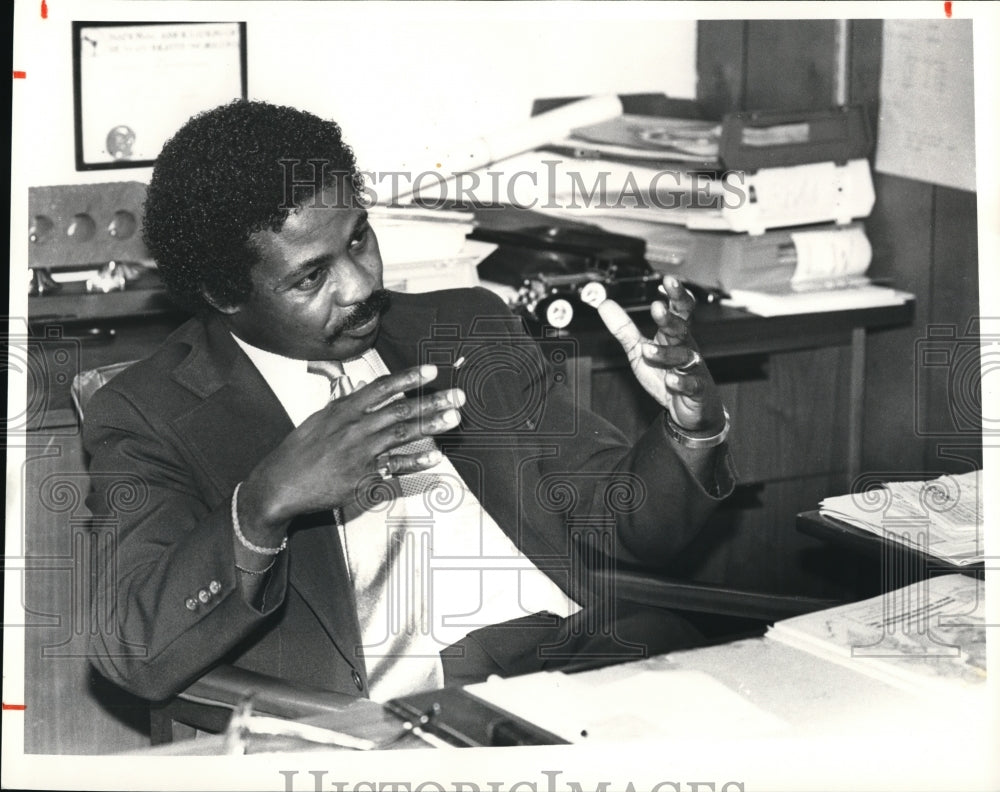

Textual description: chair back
[71,360,138,421]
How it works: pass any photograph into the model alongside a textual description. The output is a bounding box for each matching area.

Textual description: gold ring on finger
[375,453,393,481]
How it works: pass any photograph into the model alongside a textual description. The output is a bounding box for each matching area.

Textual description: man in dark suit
[85,100,734,703]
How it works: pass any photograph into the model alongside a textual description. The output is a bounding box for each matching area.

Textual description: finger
[351,447,444,501]
[355,365,438,413]
[663,370,706,399]
[594,299,648,362]
[373,407,462,455]
[658,276,696,321]
[365,388,465,433]
[641,342,701,370]
[650,301,689,344]
[382,447,444,477]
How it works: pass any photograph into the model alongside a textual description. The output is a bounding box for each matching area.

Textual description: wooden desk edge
[795,509,984,576]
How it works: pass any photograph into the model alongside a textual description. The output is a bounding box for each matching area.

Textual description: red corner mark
[944,1,952,17]
[2,703,27,711]
[41,0,48,19]
[12,71,27,79]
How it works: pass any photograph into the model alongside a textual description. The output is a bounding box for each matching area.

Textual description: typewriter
[470,223,662,329]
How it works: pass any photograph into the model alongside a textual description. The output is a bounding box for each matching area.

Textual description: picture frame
[72,21,247,170]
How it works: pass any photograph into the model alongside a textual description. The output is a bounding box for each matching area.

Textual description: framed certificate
[72,21,247,170]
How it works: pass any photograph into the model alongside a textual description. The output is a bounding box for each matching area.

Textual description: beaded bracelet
[231,481,288,556]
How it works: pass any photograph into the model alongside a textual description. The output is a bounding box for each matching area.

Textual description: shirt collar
[230,333,386,395]
[230,333,308,381]
[231,333,385,369]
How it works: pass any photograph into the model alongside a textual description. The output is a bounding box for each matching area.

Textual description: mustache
[332,289,392,336]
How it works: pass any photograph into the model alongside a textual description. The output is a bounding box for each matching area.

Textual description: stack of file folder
[534,106,913,315]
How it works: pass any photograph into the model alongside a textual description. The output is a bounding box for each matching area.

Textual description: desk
[123,569,995,792]
[797,509,985,580]
[126,634,994,792]
[130,638,926,754]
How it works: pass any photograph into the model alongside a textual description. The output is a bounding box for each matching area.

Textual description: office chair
[71,362,841,746]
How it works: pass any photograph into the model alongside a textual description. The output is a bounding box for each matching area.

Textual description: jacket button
[351,669,363,691]
[198,589,211,603]
[184,598,197,611]
[209,580,221,595]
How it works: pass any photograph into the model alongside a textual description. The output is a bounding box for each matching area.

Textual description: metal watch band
[664,407,730,450]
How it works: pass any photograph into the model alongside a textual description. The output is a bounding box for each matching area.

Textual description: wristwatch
[664,407,730,450]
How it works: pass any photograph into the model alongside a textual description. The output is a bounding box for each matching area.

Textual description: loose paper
[875,20,976,192]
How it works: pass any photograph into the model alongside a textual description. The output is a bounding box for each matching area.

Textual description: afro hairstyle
[142,100,362,314]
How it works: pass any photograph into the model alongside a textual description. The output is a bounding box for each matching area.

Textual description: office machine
[28,182,153,296]
[470,223,661,329]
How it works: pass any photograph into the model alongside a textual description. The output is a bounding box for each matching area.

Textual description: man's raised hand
[582,275,725,434]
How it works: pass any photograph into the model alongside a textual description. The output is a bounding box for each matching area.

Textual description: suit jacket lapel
[285,510,365,671]
[376,292,517,508]
[376,292,487,486]
[168,315,365,671]
[169,315,292,491]
[375,290,439,372]
[377,293,564,563]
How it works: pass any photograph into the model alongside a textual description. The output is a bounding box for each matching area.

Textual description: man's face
[220,187,387,361]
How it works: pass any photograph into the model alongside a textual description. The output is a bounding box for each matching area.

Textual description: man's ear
[201,286,240,315]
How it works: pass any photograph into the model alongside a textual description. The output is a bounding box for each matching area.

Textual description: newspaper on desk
[819,470,985,566]
[766,574,986,699]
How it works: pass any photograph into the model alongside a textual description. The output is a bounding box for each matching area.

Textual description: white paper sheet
[875,20,976,192]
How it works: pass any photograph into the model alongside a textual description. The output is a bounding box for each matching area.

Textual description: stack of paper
[414,104,894,314]
[547,114,722,166]
[819,471,984,566]
[368,206,493,294]
[766,574,986,698]
[464,666,787,743]
[723,282,913,317]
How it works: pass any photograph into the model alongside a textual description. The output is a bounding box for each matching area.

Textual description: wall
[13,2,697,188]
[848,20,983,476]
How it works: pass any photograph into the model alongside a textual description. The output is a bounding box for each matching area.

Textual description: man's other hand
[589,275,726,435]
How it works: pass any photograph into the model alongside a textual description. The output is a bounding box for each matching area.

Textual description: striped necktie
[307,359,439,497]
[307,359,353,400]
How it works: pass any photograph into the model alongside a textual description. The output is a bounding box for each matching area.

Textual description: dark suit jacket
[84,287,732,701]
